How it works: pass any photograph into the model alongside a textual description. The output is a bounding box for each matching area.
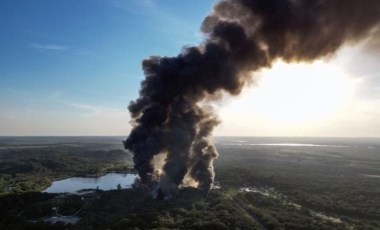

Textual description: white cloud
[29,42,68,51]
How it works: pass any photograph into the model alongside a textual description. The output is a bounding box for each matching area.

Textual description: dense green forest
[0,142,132,193]
[0,137,379,229]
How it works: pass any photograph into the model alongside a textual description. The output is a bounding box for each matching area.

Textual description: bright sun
[220,61,356,127]
[254,61,355,123]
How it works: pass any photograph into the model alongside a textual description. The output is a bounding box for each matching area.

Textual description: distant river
[43,173,138,193]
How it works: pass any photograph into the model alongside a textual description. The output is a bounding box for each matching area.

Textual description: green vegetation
[0,137,379,229]
[0,143,133,194]
[214,143,380,230]
[0,189,361,229]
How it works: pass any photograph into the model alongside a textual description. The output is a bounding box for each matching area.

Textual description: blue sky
[0,0,215,135]
[1,0,380,137]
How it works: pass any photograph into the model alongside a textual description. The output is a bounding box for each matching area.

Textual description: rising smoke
[124,0,380,197]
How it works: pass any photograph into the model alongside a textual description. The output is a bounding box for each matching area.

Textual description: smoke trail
[124,0,380,196]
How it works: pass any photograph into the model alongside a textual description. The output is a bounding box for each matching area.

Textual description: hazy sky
[1,0,379,137]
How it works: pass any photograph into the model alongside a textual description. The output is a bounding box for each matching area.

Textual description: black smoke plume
[124,0,380,196]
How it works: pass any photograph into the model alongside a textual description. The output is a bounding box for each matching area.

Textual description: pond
[43,173,138,193]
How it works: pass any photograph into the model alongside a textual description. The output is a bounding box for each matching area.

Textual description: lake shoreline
[43,172,139,194]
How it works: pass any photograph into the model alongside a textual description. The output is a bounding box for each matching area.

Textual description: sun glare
[253,61,355,123]
[220,61,356,128]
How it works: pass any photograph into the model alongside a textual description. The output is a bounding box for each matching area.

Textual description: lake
[43,173,138,193]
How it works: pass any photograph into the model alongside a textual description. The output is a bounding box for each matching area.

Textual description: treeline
[214,145,380,229]
[0,146,133,194]
[1,140,379,229]
[0,188,363,230]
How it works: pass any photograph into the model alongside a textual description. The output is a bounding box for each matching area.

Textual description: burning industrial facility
[124,0,380,198]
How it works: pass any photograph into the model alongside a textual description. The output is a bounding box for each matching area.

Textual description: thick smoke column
[124,0,380,195]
